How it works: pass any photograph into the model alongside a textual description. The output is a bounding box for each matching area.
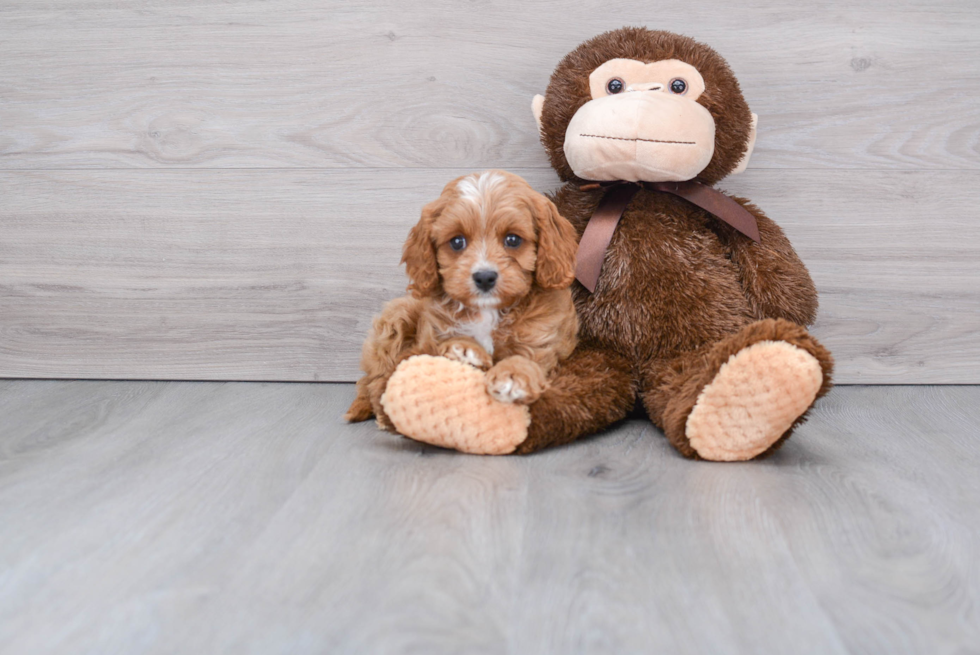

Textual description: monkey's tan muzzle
[563,92,716,183]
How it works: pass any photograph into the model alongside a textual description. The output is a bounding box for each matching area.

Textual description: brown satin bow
[574,180,761,293]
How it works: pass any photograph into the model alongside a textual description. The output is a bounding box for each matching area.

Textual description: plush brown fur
[540,27,752,186]
[517,28,833,458]
[345,170,580,428]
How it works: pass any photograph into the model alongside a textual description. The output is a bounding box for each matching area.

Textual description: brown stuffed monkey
[379,27,833,461]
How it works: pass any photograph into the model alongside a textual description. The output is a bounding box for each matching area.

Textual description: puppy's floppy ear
[402,193,447,298]
[530,192,579,289]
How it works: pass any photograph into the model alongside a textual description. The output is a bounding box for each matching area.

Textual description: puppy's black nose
[472,269,498,292]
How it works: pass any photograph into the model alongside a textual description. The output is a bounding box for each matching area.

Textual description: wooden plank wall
[1,0,978,383]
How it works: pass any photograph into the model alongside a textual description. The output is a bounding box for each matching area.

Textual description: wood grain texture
[2,168,978,383]
[0,0,978,171]
[1,381,979,654]
[1,0,978,383]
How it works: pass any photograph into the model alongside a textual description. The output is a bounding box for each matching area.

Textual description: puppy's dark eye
[669,78,687,94]
[606,78,624,94]
[449,235,467,251]
[504,234,523,248]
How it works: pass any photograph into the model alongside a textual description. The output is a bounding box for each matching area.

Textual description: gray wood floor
[1,381,978,654]
[2,0,979,384]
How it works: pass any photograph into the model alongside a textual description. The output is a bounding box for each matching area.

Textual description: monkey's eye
[504,234,523,248]
[449,235,467,251]
[606,78,624,94]
[669,78,688,94]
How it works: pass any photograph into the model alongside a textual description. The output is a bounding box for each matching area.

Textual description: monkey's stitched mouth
[579,133,696,145]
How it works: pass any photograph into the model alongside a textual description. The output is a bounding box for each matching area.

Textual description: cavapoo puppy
[345,170,580,430]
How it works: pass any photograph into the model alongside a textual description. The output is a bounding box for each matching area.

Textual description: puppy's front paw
[485,357,547,405]
[486,372,528,403]
[439,339,493,370]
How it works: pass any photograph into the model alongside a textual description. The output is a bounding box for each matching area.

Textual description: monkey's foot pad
[381,355,530,455]
[686,340,824,461]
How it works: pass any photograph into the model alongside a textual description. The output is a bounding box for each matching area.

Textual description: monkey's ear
[532,94,545,132]
[402,196,445,298]
[731,112,758,175]
[532,194,578,289]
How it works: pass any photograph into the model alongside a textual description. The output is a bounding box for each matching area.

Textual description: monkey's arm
[719,196,819,327]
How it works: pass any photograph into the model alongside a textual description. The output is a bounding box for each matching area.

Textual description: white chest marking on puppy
[457,309,499,356]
